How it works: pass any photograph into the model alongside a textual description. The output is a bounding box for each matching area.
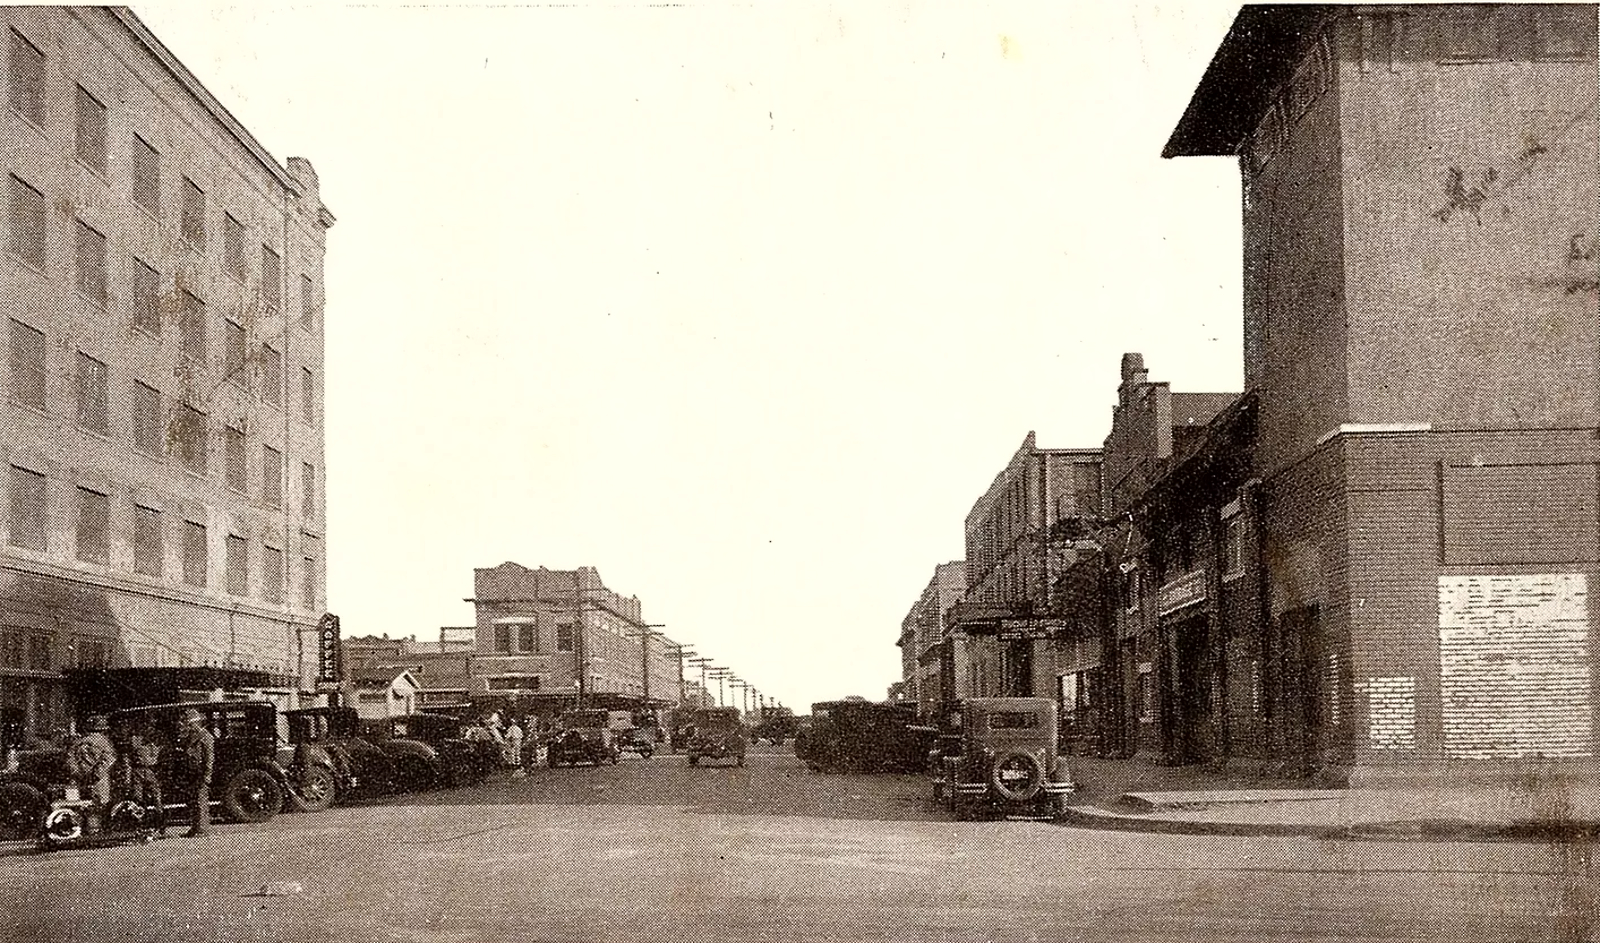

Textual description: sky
[133,0,1249,710]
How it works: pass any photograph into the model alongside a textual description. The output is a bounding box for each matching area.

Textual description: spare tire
[989,751,1043,802]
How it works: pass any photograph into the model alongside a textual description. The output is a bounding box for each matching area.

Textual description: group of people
[464,712,539,776]
[66,708,215,839]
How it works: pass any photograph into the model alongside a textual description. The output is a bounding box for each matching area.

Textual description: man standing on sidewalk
[175,709,214,837]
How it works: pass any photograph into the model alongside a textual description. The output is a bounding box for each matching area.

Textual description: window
[261,345,282,406]
[494,624,513,653]
[518,623,537,653]
[301,367,315,423]
[75,487,108,565]
[7,28,44,127]
[179,290,205,363]
[556,623,576,653]
[302,462,315,517]
[182,520,206,586]
[175,404,207,475]
[226,533,247,595]
[7,465,46,551]
[28,634,50,671]
[132,258,160,333]
[8,318,45,408]
[224,319,246,383]
[263,445,282,507]
[74,351,107,434]
[299,274,315,330]
[133,381,162,455]
[180,177,205,248]
[1222,515,1246,579]
[7,174,45,267]
[131,134,160,217]
[262,545,283,604]
[74,218,107,306]
[133,504,162,577]
[301,556,316,608]
[74,84,107,175]
[1122,567,1142,613]
[225,425,246,492]
[262,244,280,309]
[224,213,245,280]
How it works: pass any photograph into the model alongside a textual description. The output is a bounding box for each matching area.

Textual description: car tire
[688,754,699,767]
[640,747,653,759]
[0,781,47,841]
[222,769,284,824]
[287,766,336,813]
[42,805,86,843]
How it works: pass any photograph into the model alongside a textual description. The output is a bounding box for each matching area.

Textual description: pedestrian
[125,722,166,837]
[174,708,215,837]
[68,715,117,830]
[506,717,525,777]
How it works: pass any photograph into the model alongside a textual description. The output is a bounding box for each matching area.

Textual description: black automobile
[932,697,1075,820]
[0,741,72,840]
[803,699,929,773]
[684,707,747,767]
[111,701,291,825]
[547,709,618,767]
[284,706,455,794]
[388,713,495,786]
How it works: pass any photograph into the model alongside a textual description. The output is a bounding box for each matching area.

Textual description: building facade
[1166,4,1600,781]
[466,563,684,720]
[896,560,963,718]
[1,8,333,747]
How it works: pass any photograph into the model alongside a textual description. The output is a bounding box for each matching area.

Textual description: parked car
[111,701,291,825]
[0,741,72,840]
[684,707,747,767]
[932,697,1075,820]
[804,699,930,773]
[751,706,797,746]
[547,709,618,767]
[388,713,495,785]
[286,706,452,793]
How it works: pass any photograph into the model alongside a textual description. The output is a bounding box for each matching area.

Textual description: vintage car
[932,697,1075,820]
[547,709,619,767]
[285,706,454,793]
[751,706,797,746]
[684,707,747,767]
[113,701,291,825]
[387,713,496,785]
[803,699,930,773]
[0,741,73,840]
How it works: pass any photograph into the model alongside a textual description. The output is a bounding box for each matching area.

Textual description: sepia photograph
[0,2,1598,940]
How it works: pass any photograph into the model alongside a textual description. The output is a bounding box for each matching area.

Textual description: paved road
[0,747,1588,943]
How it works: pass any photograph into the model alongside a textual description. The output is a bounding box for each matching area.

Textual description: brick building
[896,560,963,718]
[1165,4,1600,781]
[0,8,332,747]
[464,563,685,721]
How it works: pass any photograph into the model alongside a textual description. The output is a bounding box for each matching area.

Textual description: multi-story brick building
[1166,4,1600,781]
[946,433,1104,701]
[465,563,684,721]
[0,8,332,747]
[896,560,963,718]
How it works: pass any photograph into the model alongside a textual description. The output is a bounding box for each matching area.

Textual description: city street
[0,746,1584,943]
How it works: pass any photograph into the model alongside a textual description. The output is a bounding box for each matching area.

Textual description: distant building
[896,561,963,719]
[1164,4,1600,780]
[0,8,333,748]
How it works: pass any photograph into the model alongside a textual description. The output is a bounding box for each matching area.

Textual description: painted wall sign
[1158,569,1208,616]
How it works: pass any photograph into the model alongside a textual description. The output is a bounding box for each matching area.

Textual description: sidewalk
[1061,753,1600,841]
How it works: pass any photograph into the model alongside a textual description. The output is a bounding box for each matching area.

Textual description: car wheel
[688,754,699,767]
[222,769,284,824]
[42,805,86,843]
[0,781,47,841]
[640,747,653,759]
[287,766,336,813]
[989,752,1044,803]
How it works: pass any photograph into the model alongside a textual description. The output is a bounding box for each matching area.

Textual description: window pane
[177,405,207,475]
[7,465,46,551]
[133,382,162,455]
[8,174,46,268]
[301,367,315,423]
[74,85,107,174]
[8,318,45,408]
[226,534,247,595]
[262,244,281,309]
[263,445,282,508]
[181,177,205,248]
[263,545,283,604]
[262,345,282,405]
[8,29,44,127]
[132,259,160,333]
[75,351,108,434]
[180,291,205,363]
[301,556,316,608]
[74,219,107,306]
[132,134,160,216]
[302,462,315,517]
[224,214,245,280]
[224,319,246,382]
[133,504,162,577]
[300,274,315,330]
[519,623,537,653]
[225,426,246,492]
[75,487,108,565]
[182,520,207,586]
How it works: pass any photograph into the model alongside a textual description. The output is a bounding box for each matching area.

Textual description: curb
[1059,805,1600,843]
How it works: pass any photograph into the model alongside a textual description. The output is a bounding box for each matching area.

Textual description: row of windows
[8,317,319,510]
[6,464,319,608]
[7,27,319,330]
[492,622,577,654]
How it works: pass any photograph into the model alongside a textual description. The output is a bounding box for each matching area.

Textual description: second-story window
[132,381,163,455]
[182,520,207,587]
[75,486,109,565]
[8,318,45,409]
[225,533,247,596]
[262,544,283,604]
[131,134,160,217]
[133,504,162,577]
[74,351,107,434]
[7,464,47,552]
[74,85,107,175]
[175,404,207,475]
